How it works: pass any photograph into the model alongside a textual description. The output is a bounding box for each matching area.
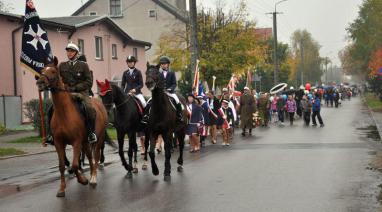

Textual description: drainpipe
[12,25,23,96]
[145,45,152,52]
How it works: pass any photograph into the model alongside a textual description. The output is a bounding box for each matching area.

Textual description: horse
[145,63,187,181]
[36,60,108,197]
[96,79,148,178]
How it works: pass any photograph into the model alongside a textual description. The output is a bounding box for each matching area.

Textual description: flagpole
[38,91,47,147]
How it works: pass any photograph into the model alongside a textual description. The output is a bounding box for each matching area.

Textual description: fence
[0,95,22,129]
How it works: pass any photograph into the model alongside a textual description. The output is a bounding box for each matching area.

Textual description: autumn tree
[291,29,322,85]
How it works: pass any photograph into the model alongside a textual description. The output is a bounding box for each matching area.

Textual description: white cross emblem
[24,24,49,50]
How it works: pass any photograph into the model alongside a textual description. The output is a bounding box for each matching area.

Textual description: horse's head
[145,62,161,91]
[96,79,113,111]
[36,57,60,92]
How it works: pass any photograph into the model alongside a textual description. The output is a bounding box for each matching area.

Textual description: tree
[291,29,322,85]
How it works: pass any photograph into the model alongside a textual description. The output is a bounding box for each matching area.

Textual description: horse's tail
[105,130,118,149]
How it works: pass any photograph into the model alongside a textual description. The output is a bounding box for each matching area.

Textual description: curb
[0,149,57,160]
[362,97,382,140]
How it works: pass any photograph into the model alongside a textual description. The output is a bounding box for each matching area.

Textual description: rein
[102,89,132,108]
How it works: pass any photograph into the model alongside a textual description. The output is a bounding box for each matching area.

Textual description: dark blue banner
[20,0,53,76]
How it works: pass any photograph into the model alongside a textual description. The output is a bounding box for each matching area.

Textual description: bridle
[101,89,132,109]
[39,72,68,93]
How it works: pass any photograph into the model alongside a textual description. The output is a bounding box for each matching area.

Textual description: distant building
[72,0,189,62]
[254,28,273,41]
[0,11,151,122]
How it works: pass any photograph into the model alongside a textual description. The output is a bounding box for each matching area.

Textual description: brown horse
[36,61,108,197]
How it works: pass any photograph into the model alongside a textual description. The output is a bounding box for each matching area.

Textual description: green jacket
[58,60,92,96]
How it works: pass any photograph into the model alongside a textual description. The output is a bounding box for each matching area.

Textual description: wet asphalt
[0,97,381,212]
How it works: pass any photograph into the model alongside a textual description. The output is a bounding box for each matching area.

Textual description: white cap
[65,43,79,52]
[290,86,294,90]
[222,88,228,92]
[244,86,250,90]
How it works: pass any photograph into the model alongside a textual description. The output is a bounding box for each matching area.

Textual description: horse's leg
[64,154,74,174]
[83,142,94,185]
[142,131,149,170]
[73,141,89,186]
[126,132,135,178]
[148,133,159,176]
[99,142,105,170]
[163,132,172,181]
[55,142,67,197]
[131,132,139,174]
[90,140,102,186]
[117,130,131,171]
[176,130,185,172]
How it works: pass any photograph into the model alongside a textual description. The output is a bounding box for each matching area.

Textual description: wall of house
[0,15,148,123]
[76,0,187,62]
[0,17,21,96]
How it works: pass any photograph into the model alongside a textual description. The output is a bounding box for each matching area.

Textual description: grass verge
[0,148,26,157]
[107,128,117,140]
[365,93,382,111]
[7,136,41,144]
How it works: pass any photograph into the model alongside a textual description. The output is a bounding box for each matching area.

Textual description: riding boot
[175,103,184,123]
[45,105,54,145]
[141,102,151,125]
[82,102,97,143]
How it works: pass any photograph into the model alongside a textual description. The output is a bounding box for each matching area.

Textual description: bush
[23,98,52,136]
[0,124,6,135]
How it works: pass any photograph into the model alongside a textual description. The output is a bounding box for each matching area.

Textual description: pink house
[0,11,151,122]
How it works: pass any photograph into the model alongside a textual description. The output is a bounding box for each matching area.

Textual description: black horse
[97,79,148,178]
[145,64,187,181]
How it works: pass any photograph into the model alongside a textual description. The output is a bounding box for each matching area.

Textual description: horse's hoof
[133,168,139,174]
[164,175,171,181]
[177,166,183,172]
[99,163,104,170]
[90,182,97,188]
[142,164,148,170]
[56,191,65,197]
[125,172,133,179]
[78,178,89,186]
[152,166,159,176]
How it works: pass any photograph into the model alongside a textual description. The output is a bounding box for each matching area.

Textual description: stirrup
[88,133,97,143]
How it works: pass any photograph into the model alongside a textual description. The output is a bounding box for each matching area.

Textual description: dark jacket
[200,101,211,125]
[222,106,234,125]
[188,103,203,124]
[160,70,177,93]
[121,68,143,94]
[58,60,92,96]
[312,97,321,112]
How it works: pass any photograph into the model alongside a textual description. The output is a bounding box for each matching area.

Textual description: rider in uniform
[142,56,183,124]
[46,43,97,144]
[121,55,146,107]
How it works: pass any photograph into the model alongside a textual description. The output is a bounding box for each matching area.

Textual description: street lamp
[272,0,288,85]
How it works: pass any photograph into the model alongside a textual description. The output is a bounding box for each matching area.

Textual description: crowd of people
[182,83,357,151]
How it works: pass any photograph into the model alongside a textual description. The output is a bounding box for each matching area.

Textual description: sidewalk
[0,131,56,159]
[370,110,382,139]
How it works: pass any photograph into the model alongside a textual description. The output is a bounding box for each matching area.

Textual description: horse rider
[142,56,183,124]
[121,55,146,108]
[46,43,97,144]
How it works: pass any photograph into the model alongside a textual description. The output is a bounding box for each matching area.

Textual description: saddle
[132,97,144,116]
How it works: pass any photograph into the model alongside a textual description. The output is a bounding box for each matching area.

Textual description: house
[0,11,151,124]
[72,0,189,61]
[255,28,273,41]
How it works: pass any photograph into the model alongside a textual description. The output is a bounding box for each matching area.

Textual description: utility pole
[189,0,199,84]
[300,39,304,85]
[268,0,288,85]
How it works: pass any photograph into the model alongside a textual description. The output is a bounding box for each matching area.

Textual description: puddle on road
[357,125,381,141]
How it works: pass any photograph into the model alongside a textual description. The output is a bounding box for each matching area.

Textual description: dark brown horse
[97,79,148,178]
[36,61,108,197]
[145,64,187,181]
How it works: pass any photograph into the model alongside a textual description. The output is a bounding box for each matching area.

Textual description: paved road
[0,97,381,212]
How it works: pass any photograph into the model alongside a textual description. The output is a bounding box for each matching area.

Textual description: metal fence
[0,95,22,129]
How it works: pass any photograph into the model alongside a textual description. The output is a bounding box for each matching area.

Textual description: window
[112,44,117,59]
[78,39,84,54]
[149,10,156,18]
[133,48,138,60]
[95,36,103,60]
[110,0,122,17]
[89,11,97,16]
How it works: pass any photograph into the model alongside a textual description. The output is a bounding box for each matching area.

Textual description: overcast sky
[3,0,363,65]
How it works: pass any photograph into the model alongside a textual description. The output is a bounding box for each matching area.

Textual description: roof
[72,0,188,23]
[0,12,151,47]
[44,16,151,47]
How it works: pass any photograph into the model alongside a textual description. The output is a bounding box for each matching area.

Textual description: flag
[198,81,205,96]
[379,67,382,76]
[20,0,53,77]
[227,75,237,91]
